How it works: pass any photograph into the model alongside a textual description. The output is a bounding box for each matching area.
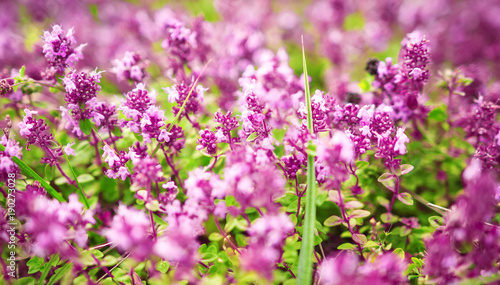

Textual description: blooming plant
[0,0,500,284]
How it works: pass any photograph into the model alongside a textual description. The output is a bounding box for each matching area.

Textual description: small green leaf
[428,104,448,122]
[156,261,170,274]
[378,173,395,182]
[201,252,217,263]
[101,255,119,267]
[380,213,398,224]
[37,254,58,285]
[355,161,369,170]
[246,132,259,142]
[324,215,343,227]
[364,241,380,248]
[209,232,223,241]
[397,193,414,205]
[77,174,94,183]
[47,263,73,285]
[111,126,122,137]
[337,243,356,250]
[350,209,371,219]
[352,233,367,245]
[393,248,405,260]
[79,119,92,136]
[428,216,444,228]
[20,66,25,78]
[15,277,36,285]
[27,256,44,274]
[399,164,414,175]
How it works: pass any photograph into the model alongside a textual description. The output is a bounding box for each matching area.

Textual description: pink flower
[64,143,75,156]
[102,145,120,168]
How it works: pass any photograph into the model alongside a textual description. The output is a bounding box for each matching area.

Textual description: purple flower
[63,70,102,105]
[196,129,217,155]
[120,83,157,121]
[298,90,329,133]
[240,213,294,279]
[318,252,407,285]
[18,109,54,151]
[64,143,75,156]
[0,135,22,176]
[42,25,86,72]
[222,145,285,215]
[131,157,164,189]
[17,193,95,257]
[140,105,167,143]
[112,51,149,83]
[163,76,206,121]
[400,31,430,84]
[102,204,152,260]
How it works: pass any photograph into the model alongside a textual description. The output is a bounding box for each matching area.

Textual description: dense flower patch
[0,0,500,284]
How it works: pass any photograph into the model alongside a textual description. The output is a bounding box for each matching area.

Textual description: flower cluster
[423,159,500,283]
[318,252,407,285]
[222,145,285,215]
[111,51,149,83]
[17,193,95,258]
[240,214,294,279]
[42,25,85,73]
[63,70,103,122]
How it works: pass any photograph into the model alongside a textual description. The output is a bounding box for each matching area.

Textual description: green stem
[297,36,317,285]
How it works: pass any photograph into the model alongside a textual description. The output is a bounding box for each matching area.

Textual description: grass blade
[0,144,65,202]
[37,254,58,285]
[152,59,212,156]
[297,36,317,285]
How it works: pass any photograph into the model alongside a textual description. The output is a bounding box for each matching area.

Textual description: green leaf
[14,277,36,285]
[399,164,414,175]
[428,216,444,228]
[201,252,217,263]
[397,193,414,205]
[47,263,73,285]
[101,255,119,267]
[37,254,58,285]
[27,256,44,274]
[246,132,259,142]
[378,173,395,182]
[337,243,356,250]
[428,104,448,122]
[111,126,122,137]
[156,261,170,274]
[364,241,380,248]
[393,248,405,260]
[79,119,92,136]
[324,215,343,227]
[20,66,25,78]
[209,232,223,241]
[0,144,65,202]
[355,161,369,170]
[77,174,94,183]
[350,209,371,219]
[297,36,317,285]
[352,233,367,244]
[380,213,398,224]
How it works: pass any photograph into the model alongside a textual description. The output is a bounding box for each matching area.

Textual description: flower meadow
[1,0,500,284]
